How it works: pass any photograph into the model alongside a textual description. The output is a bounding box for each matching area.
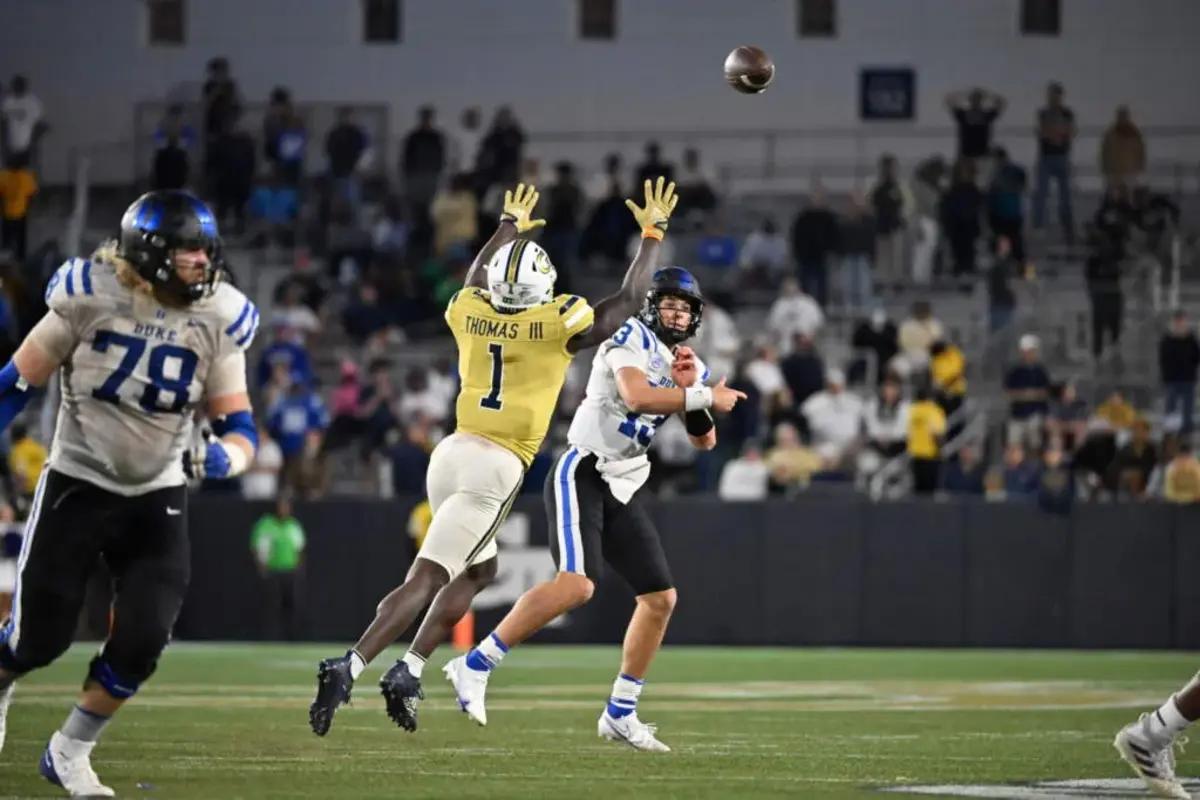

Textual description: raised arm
[463,183,545,290]
[566,177,678,354]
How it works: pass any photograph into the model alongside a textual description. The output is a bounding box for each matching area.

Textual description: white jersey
[41,257,258,495]
[567,316,708,460]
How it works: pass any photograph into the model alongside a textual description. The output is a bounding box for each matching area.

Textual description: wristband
[684,385,713,412]
[642,226,665,241]
[222,439,251,477]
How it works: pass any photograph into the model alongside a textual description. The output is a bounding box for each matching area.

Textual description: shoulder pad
[212,282,259,352]
[44,258,99,311]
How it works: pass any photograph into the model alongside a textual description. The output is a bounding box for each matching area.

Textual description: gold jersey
[446,288,594,466]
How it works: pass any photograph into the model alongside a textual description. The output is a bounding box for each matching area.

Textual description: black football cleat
[379,660,424,733]
[309,654,355,736]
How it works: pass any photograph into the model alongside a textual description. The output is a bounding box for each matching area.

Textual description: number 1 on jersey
[480,342,504,410]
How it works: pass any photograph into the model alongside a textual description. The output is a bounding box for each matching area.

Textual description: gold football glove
[499,183,546,233]
[625,176,678,241]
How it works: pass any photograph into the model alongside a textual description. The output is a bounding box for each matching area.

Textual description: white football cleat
[0,683,13,754]
[443,656,489,726]
[1114,713,1190,799]
[39,731,115,797]
[598,710,671,753]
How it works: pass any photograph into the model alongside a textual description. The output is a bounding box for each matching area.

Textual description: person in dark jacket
[210,113,256,234]
[987,236,1019,332]
[401,105,446,215]
[780,333,825,408]
[790,187,839,306]
[1037,440,1074,515]
[1160,309,1200,434]
[839,192,876,312]
[942,444,986,495]
[1107,418,1156,498]
[850,308,899,385]
[940,158,984,276]
[1085,224,1124,359]
[987,147,1027,262]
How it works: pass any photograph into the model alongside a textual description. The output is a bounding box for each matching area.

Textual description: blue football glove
[184,431,232,480]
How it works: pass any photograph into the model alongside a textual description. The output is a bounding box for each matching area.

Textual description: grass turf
[0,644,1197,798]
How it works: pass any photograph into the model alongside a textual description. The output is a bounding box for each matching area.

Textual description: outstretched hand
[500,183,546,233]
[625,176,678,240]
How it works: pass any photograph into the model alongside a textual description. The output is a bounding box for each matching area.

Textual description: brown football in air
[724,46,775,94]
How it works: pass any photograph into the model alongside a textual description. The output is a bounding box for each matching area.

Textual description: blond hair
[91,239,222,306]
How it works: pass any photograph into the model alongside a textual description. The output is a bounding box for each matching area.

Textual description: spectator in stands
[907,387,946,495]
[859,376,909,478]
[262,86,293,172]
[987,236,1019,333]
[718,441,769,501]
[695,218,737,270]
[1005,334,1051,447]
[8,421,45,504]
[581,169,638,267]
[930,339,967,422]
[1037,440,1073,515]
[1163,438,1200,503]
[851,308,899,385]
[987,147,1028,263]
[897,301,943,374]
[676,147,717,221]
[739,217,790,286]
[945,87,1006,171]
[342,282,392,352]
[1033,82,1077,243]
[0,503,20,620]
[1100,105,1146,190]
[1074,417,1119,499]
[1095,390,1138,438]
[780,333,825,408]
[869,154,911,288]
[910,156,946,285]
[940,159,984,276]
[745,342,792,424]
[1085,221,1124,359]
[1046,381,1089,453]
[767,277,823,353]
[635,141,674,188]
[941,444,985,496]
[586,152,624,202]
[398,368,448,428]
[693,291,740,383]
[450,106,482,176]
[243,422,283,500]
[1109,418,1156,499]
[402,105,446,214]
[543,161,585,292]
[389,418,433,497]
[152,104,193,191]
[1161,310,1200,434]
[0,155,36,260]
[791,186,839,306]
[274,109,308,186]
[1093,183,1135,245]
[801,368,862,469]
[477,106,525,191]
[257,332,314,389]
[721,362,764,456]
[1002,442,1040,498]
[267,378,330,499]
[271,281,320,343]
[248,170,300,248]
[322,360,365,455]
[371,195,409,259]
[0,75,45,168]
[209,112,256,234]
[765,421,825,493]
[359,359,400,456]
[250,493,306,640]
[430,173,478,257]
[326,106,370,211]
[202,58,240,175]
[838,192,876,312]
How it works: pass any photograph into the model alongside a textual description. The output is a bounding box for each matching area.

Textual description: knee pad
[87,655,144,700]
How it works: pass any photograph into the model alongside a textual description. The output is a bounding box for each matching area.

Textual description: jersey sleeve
[556,295,594,343]
[444,289,463,326]
[213,283,259,359]
[600,319,651,374]
[205,350,249,399]
[695,354,712,385]
[44,258,99,335]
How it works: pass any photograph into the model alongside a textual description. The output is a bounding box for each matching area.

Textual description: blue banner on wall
[860,67,916,120]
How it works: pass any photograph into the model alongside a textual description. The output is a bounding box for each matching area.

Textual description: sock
[59,705,111,743]
[465,632,508,673]
[347,650,366,681]
[401,651,426,679]
[606,672,644,719]
[1147,696,1192,742]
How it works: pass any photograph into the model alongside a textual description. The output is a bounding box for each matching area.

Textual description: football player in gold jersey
[310,178,678,735]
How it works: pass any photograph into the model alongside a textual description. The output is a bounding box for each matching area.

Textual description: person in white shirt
[0,75,44,164]
[767,278,824,354]
[270,281,321,343]
[691,293,740,382]
[449,107,483,175]
[718,442,769,500]
[857,377,910,478]
[587,153,625,203]
[801,368,864,466]
[397,368,449,428]
[897,300,944,373]
[739,218,790,283]
[243,423,284,500]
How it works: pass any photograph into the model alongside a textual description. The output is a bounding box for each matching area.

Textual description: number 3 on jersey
[91,330,198,414]
[480,342,504,410]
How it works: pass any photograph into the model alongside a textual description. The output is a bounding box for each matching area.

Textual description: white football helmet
[485,240,556,312]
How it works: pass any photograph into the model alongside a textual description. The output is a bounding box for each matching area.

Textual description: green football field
[1,644,1199,799]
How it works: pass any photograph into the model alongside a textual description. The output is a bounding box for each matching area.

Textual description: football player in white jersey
[1114,675,1200,798]
[0,190,258,797]
[444,267,744,751]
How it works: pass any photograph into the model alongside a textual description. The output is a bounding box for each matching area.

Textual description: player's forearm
[689,430,717,451]
[577,238,661,349]
[464,221,518,290]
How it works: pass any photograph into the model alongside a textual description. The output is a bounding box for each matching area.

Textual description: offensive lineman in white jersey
[445,267,744,751]
[0,190,259,796]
